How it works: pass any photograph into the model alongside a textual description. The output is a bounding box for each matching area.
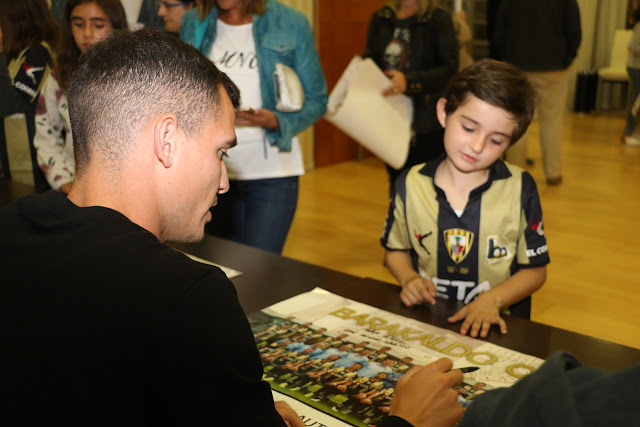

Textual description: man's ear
[436,97,448,129]
[153,114,180,168]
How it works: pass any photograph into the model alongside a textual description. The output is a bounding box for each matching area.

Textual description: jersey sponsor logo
[13,81,37,98]
[21,62,45,84]
[443,228,474,264]
[413,229,432,255]
[432,277,490,304]
[526,244,548,258]
[530,219,544,236]
[485,235,512,264]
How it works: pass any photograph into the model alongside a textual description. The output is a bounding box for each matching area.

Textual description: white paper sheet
[326,56,413,169]
[182,252,242,279]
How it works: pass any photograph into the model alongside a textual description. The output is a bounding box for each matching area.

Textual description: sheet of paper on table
[325,56,413,169]
[182,252,242,279]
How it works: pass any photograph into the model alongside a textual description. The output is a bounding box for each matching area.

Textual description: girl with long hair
[34,0,127,193]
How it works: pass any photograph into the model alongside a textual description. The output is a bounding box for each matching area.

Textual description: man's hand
[447,293,507,337]
[389,358,465,427]
[382,70,407,97]
[274,401,304,427]
[236,108,279,130]
[400,275,436,306]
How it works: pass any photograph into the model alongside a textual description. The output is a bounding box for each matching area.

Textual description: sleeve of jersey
[517,171,550,268]
[380,172,412,251]
[0,45,50,116]
[33,78,75,190]
[148,268,286,426]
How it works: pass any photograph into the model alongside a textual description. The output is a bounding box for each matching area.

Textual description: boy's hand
[400,275,436,306]
[447,293,507,338]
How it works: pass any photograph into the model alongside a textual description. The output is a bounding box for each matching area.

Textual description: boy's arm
[385,250,436,306]
[447,266,547,338]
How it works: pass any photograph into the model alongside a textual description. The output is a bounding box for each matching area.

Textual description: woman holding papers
[364,0,459,190]
[181,0,327,254]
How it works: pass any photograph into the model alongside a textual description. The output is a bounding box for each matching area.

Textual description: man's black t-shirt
[0,191,282,425]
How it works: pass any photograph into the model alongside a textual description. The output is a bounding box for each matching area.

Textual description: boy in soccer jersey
[381,58,549,339]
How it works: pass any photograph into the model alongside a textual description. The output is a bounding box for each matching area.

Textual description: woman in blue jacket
[181,0,327,254]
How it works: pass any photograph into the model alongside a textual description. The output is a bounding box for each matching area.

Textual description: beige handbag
[273,63,304,112]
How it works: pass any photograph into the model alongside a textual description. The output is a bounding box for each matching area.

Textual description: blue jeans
[206,176,299,254]
[625,67,640,136]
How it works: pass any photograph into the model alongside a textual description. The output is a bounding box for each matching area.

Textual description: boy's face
[436,95,516,173]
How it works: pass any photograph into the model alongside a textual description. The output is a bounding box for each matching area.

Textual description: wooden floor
[283,110,640,351]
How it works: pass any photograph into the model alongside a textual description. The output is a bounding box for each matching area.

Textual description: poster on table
[249,288,543,427]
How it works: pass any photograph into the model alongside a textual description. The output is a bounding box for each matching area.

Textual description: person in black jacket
[364,0,459,191]
[459,351,639,427]
[493,0,581,185]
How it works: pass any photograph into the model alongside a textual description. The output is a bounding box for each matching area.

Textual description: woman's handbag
[273,63,305,112]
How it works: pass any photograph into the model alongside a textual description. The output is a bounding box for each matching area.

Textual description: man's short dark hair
[68,29,240,175]
[442,59,535,145]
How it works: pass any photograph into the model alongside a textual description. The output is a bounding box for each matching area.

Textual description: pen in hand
[458,366,479,373]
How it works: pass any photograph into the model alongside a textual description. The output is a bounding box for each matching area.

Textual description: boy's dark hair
[68,29,240,176]
[442,59,535,144]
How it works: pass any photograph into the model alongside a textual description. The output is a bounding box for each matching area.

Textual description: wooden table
[175,236,640,371]
[3,177,639,370]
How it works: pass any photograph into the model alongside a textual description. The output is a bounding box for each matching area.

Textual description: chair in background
[596,29,633,111]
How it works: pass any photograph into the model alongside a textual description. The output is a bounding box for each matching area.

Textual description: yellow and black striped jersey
[381,157,549,318]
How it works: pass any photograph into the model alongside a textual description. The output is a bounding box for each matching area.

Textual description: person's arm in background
[629,24,640,55]
[563,0,582,67]
[264,12,328,151]
[34,77,75,193]
[363,11,383,62]
[0,44,51,117]
[403,10,459,95]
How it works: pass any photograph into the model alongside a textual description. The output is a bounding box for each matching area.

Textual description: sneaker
[624,135,640,146]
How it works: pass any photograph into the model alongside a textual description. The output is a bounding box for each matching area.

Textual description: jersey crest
[444,228,474,264]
